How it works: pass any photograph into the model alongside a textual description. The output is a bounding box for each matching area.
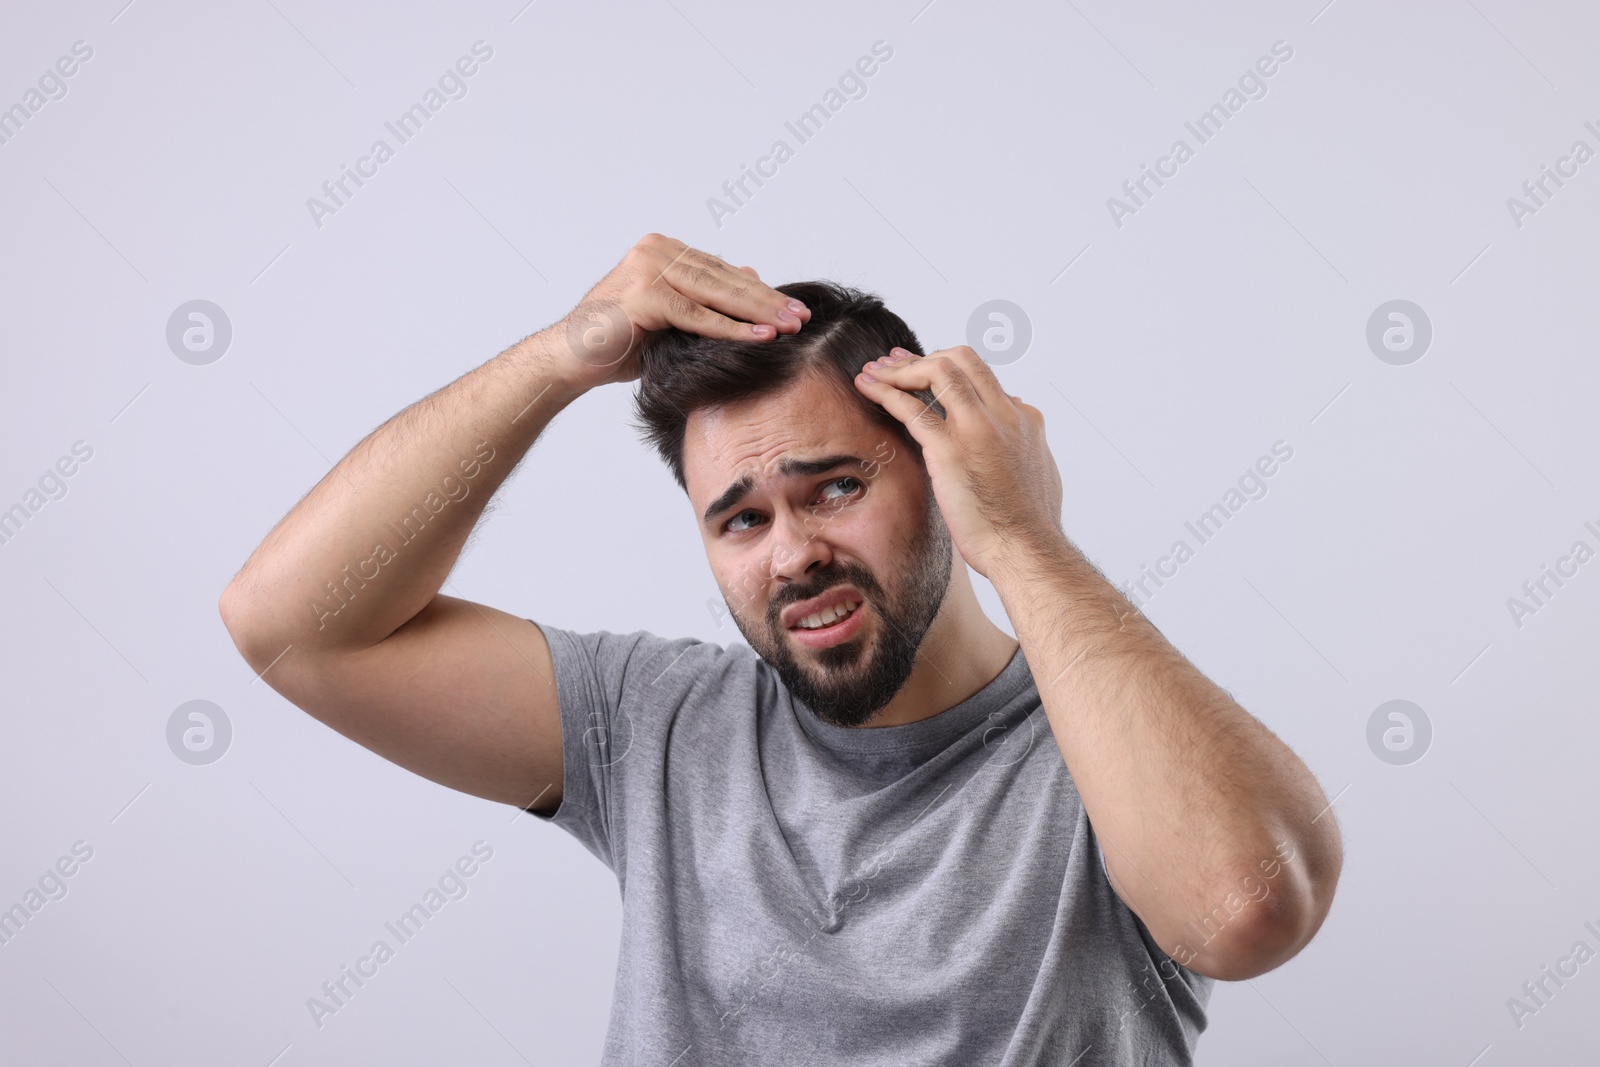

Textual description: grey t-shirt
[530,621,1212,1065]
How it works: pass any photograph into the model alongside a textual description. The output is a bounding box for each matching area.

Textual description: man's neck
[865,593,1019,729]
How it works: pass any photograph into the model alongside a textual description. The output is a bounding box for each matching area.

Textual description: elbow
[218,580,256,647]
[1187,832,1344,981]
[1185,888,1317,980]
[217,581,245,637]
[218,579,280,671]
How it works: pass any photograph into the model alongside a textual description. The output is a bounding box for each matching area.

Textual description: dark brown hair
[631,280,942,492]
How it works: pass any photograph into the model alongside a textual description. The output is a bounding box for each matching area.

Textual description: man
[220,233,1342,1065]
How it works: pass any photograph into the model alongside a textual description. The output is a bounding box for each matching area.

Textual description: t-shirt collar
[790,642,1032,756]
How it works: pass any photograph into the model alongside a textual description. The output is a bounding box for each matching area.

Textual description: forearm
[991,537,1341,976]
[843,341,1339,976]
[220,329,585,659]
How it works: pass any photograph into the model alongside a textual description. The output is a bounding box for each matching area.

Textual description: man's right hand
[547,233,811,393]
[219,231,808,814]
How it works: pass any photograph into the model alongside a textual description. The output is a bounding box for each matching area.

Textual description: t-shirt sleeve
[524,619,702,879]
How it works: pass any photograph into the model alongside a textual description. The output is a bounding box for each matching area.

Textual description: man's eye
[817,476,863,504]
[723,477,864,534]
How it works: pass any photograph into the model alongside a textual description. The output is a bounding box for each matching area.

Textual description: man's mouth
[786,598,866,650]
[790,598,861,631]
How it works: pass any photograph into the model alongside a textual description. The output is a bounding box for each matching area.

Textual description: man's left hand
[855,346,1066,581]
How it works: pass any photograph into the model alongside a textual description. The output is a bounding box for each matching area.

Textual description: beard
[725,488,954,728]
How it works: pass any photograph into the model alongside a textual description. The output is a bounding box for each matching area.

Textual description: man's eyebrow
[701,453,867,530]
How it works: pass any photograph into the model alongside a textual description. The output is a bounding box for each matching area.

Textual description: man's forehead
[685,390,882,527]
[685,375,874,488]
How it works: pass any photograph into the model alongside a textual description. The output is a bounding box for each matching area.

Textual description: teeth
[797,599,858,630]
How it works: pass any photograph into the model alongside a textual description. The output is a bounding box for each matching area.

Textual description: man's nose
[767,507,831,583]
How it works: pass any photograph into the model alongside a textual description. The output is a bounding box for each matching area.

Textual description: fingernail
[778,309,797,323]
[787,299,806,314]
[751,323,773,337]
[860,371,878,382]
[881,351,906,364]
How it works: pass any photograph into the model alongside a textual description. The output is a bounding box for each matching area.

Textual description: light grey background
[3,0,1596,1063]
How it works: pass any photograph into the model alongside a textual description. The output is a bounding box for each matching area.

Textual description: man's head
[632,281,953,727]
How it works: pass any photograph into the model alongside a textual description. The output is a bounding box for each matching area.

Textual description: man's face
[685,367,953,727]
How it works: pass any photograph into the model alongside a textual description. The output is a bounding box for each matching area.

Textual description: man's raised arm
[218,233,809,809]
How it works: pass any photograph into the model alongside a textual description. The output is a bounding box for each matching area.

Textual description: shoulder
[535,622,767,706]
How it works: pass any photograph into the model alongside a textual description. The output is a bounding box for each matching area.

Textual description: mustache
[770,566,879,619]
